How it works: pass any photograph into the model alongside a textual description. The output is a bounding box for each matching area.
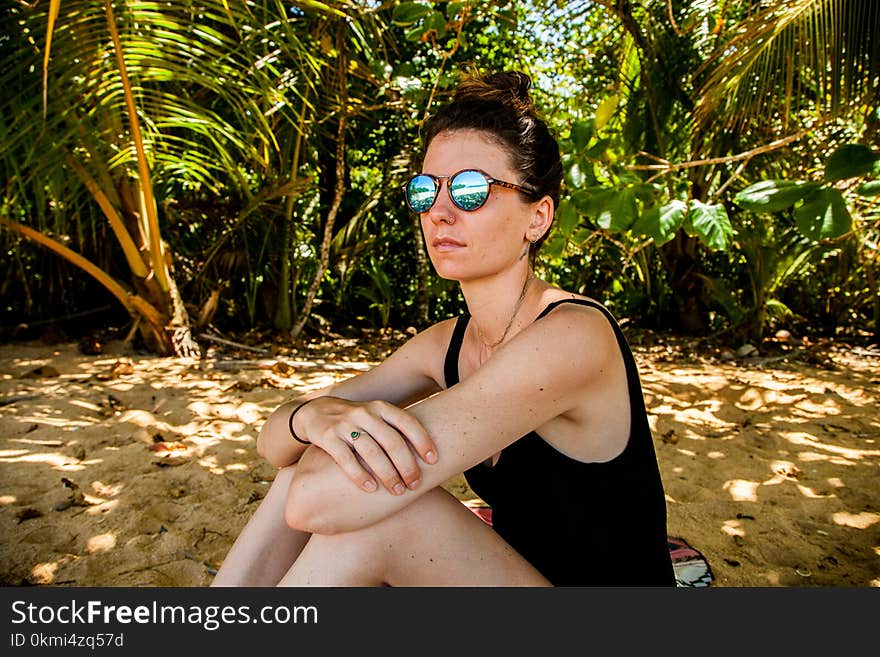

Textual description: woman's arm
[286,304,621,535]
[255,320,451,478]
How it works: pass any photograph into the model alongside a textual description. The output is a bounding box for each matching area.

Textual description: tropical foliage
[2,0,878,352]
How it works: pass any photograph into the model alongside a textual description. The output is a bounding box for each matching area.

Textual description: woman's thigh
[282,487,551,587]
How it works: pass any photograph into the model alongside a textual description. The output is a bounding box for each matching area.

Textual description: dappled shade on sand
[1,334,878,587]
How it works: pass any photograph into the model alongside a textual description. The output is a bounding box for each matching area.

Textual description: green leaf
[594,95,618,131]
[570,120,594,151]
[570,186,617,216]
[734,180,819,213]
[405,25,426,42]
[556,199,580,237]
[824,144,880,182]
[585,138,611,159]
[630,183,657,203]
[794,188,852,240]
[631,200,686,246]
[596,189,637,232]
[570,188,597,213]
[392,2,433,25]
[424,10,447,36]
[856,180,880,197]
[686,200,733,251]
[566,161,588,189]
[446,1,464,19]
[544,234,566,259]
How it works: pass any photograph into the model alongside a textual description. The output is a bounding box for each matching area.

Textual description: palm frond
[695,0,880,134]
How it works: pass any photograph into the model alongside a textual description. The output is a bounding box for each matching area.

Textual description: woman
[212,70,675,587]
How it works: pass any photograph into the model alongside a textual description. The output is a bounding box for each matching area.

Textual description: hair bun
[453,70,534,110]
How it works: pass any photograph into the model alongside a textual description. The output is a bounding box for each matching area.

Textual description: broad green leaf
[566,161,587,189]
[596,189,637,232]
[585,138,610,159]
[570,186,612,215]
[571,188,598,213]
[570,120,594,151]
[393,2,432,25]
[824,144,880,182]
[544,234,566,259]
[734,180,819,213]
[556,199,580,237]
[594,95,619,130]
[446,1,464,19]
[424,11,447,36]
[856,180,880,197]
[794,188,852,240]
[686,200,733,251]
[631,200,686,246]
[630,182,657,203]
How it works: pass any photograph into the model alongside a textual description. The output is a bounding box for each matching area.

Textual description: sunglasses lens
[407,175,437,213]
[450,170,489,211]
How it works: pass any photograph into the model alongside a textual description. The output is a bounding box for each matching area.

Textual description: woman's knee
[273,463,296,486]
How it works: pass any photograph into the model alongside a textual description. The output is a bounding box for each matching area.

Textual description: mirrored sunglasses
[404,168,536,213]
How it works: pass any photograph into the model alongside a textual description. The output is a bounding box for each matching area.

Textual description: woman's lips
[432,236,465,251]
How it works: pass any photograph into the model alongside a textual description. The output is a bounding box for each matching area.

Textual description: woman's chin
[433,269,462,282]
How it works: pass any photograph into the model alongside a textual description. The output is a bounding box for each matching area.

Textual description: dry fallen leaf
[148,441,189,454]
[110,358,134,376]
[15,507,43,523]
[60,477,88,506]
[270,360,296,377]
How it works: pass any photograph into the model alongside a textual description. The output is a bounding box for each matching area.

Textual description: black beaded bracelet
[288,399,317,445]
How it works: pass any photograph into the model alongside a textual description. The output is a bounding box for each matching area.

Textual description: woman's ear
[526,195,554,242]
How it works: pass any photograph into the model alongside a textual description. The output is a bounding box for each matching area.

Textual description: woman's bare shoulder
[387,317,460,386]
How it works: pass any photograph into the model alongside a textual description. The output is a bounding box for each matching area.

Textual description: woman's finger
[374,402,438,466]
[347,428,409,495]
[354,417,422,490]
[324,438,378,493]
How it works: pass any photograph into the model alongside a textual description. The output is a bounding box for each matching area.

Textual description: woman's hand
[293,396,438,495]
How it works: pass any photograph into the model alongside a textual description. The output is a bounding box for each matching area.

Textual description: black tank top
[444,298,675,586]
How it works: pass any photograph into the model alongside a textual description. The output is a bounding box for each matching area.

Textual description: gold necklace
[478,270,534,349]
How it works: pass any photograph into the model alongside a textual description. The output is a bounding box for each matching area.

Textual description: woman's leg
[211,465,310,586]
[277,487,551,587]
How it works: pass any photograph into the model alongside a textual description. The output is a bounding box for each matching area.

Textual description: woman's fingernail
[393,483,405,495]
[425,451,437,464]
[408,479,420,490]
[364,480,377,492]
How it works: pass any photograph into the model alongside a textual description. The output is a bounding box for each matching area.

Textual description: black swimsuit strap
[535,297,609,321]
[443,313,471,388]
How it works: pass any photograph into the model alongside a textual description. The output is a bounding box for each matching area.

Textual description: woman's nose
[426,181,455,223]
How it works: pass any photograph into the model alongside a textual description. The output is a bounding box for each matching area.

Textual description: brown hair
[420,70,563,261]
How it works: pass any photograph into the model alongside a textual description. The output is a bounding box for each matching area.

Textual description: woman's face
[418,129,536,282]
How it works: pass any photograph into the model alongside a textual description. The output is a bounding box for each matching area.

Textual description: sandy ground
[1,331,878,587]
